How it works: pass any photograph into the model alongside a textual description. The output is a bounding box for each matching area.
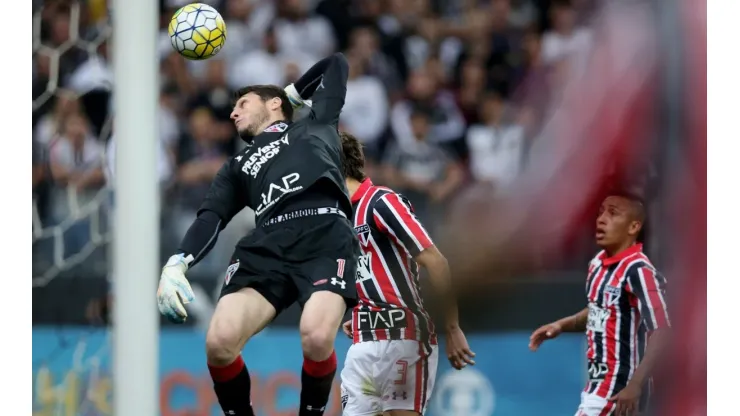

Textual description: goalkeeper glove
[157,254,195,324]
[284,84,312,109]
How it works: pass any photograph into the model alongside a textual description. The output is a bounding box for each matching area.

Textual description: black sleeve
[295,52,349,127]
[294,55,333,99]
[177,210,224,268]
[197,160,248,224]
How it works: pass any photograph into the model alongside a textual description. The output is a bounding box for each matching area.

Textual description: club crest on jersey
[225,260,240,285]
[354,224,371,246]
[263,122,288,133]
[604,285,621,306]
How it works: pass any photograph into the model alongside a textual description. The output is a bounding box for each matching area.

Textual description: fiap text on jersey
[241,134,290,178]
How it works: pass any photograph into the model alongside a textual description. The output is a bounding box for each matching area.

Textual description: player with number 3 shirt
[337,132,475,416]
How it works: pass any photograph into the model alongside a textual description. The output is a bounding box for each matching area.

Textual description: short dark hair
[235,84,294,121]
[608,190,646,223]
[340,131,366,182]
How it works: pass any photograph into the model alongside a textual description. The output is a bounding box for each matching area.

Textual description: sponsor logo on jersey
[587,361,609,381]
[356,309,407,330]
[255,172,303,215]
[587,303,609,333]
[242,134,290,177]
[356,253,373,283]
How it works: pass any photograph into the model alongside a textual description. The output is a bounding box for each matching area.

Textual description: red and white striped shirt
[349,179,437,345]
[584,243,670,401]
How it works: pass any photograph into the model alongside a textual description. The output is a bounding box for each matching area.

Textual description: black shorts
[219,213,360,315]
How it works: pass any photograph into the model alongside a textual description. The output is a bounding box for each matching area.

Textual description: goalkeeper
[157,53,360,416]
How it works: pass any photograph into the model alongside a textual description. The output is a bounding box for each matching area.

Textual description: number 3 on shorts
[394,360,408,385]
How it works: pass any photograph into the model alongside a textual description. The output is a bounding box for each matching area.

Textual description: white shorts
[340,340,438,415]
[574,391,616,416]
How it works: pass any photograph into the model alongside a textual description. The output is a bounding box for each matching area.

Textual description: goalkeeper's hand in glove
[157,254,195,324]
[284,84,312,109]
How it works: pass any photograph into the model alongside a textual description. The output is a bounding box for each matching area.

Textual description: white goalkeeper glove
[284,83,312,109]
[157,254,195,324]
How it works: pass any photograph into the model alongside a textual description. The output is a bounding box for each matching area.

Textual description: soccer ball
[168,3,226,60]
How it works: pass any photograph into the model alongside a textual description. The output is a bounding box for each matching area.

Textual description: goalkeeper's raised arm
[284,52,349,127]
[157,159,248,324]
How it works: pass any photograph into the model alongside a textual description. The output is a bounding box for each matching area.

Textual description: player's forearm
[294,53,348,99]
[628,328,669,387]
[417,247,459,328]
[558,307,589,333]
[176,210,224,268]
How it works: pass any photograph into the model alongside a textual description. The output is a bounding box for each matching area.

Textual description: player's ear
[268,97,282,111]
[628,220,642,237]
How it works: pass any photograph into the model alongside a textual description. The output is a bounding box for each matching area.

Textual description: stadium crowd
[32,0,599,278]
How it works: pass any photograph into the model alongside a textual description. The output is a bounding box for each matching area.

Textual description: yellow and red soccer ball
[168,3,226,60]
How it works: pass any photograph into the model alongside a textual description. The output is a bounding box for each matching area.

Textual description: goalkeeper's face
[232,92,270,139]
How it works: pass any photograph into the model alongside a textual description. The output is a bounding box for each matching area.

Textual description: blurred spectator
[482,0,517,95]
[340,53,389,158]
[158,85,184,156]
[171,108,244,276]
[382,109,464,236]
[219,0,264,60]
[174,108,230,212]
[188,59,238,150]
[46,7,88,89]
[48,112,106,256]
[540,0,592,68]
[510,28,545,96]
[69,41,113,136]
[33,139,51,225]
[49,113,106,194]
[347,25,404,97]
[314,0,354,51]
[390,67,467,156]
[33,139,46,192]
[465,93,526,194]
[34,95,82,144]
[32,52,54,125]
[456,58,488,124]
[274,0,335,60]
[508,0,538,29]
[228,24,313,90]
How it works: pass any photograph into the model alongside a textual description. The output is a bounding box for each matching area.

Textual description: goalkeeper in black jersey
[156,53,360,416]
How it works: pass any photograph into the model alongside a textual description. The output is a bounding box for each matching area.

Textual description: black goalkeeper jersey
[197,53,351,228]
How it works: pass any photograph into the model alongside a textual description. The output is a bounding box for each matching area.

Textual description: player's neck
[346,179,362,197]
[259,117,286,132]
[604,239,638,258]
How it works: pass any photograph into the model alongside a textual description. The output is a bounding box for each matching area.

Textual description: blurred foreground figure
[439,0,705,413]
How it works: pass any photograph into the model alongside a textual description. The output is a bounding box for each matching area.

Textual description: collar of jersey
[351,178,374,204]
[599,243,643,266]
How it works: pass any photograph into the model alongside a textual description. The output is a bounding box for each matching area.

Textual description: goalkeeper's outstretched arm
[158,160,246,323]
[286,52,349,127]
[174,160,247,268]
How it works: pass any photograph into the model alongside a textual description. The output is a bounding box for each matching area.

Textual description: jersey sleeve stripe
[355,187,378,227]
[638,267,671,329]
[380,194,434,251]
